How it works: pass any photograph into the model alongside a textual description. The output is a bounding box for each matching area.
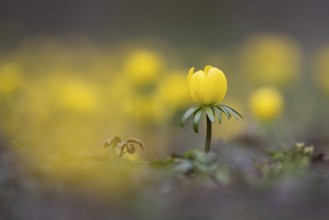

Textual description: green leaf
[222,105,243,119]
[126,144,136,154]
[205,106,215,123]
[193,108,204,133]
[127,138,145,151]
[120,143,128,156]
[173,160,194,173]
[213,106,222,124]
[223,106,240,120]
[103,136,121,148]
[150,158,176,168]
[185,149,215,163]
[217,106,231,119]
[179,106,200,127]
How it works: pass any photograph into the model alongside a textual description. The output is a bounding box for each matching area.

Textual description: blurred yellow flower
[241,34,301,85]
[187,65,227,105]
[157,72,190,111]
[124,50,163,86]
[0,62,24,95]
[41,75,100,114]
[249,87,284,122]
[55,79,100,114]
[313,46,329,94]
[124,94,166,125]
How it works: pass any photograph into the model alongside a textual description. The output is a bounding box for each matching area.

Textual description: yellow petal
[207,68,222,104]
[208,67,227,104]
[216,68,228,102]
[198,70,215,104]
[189,70,206,104]
[204,65,213,75]
[187,67,195,91]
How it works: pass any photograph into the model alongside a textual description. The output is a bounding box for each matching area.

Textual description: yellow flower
[124,50,163,86]
[0,62,24,95]
[249,87,284,122]
[241,34,301,85]
[157,72,191,111]
[123,94,166,125]
[313,46,329,95]
[187,65,227,105]
[41,75,100,114]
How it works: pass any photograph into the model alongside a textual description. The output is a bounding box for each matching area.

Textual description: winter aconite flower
[181,65,242,153]
[249,87,284,122]
[187,66,227,105]
[124,50,163,86]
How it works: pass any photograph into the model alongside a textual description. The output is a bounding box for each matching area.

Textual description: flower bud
[187,65,227,105]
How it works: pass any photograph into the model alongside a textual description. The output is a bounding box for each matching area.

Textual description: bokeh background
[1,1,329,219]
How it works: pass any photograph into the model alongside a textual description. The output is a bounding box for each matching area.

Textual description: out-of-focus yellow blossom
[5,74,105,153]
[187,65,227,105]
[124,50,163,86]
[241,34,301,85]
[124,94,166,125]
[249,87,284,122]
[313,46,329,94]
[157,72,190,111]
[0,62,24,95]
[43,75,100,114]
[55,79,100,114]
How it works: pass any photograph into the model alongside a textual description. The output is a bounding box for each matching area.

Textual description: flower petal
[187,67,194,94]
[187,67,195,88]
[206,68,221,104]
[189,70,206,104]
[209,67,227,103]
[204,65,213,75]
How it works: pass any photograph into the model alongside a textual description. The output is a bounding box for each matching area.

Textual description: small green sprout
[257,142,315,180]
[103,136,144,159]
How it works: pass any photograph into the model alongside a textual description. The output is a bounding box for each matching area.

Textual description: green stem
[204,115,212,153]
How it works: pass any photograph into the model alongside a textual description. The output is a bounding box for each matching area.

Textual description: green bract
[180,105,243,133]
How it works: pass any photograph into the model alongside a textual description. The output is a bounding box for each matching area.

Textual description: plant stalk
[204,115,212,153]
